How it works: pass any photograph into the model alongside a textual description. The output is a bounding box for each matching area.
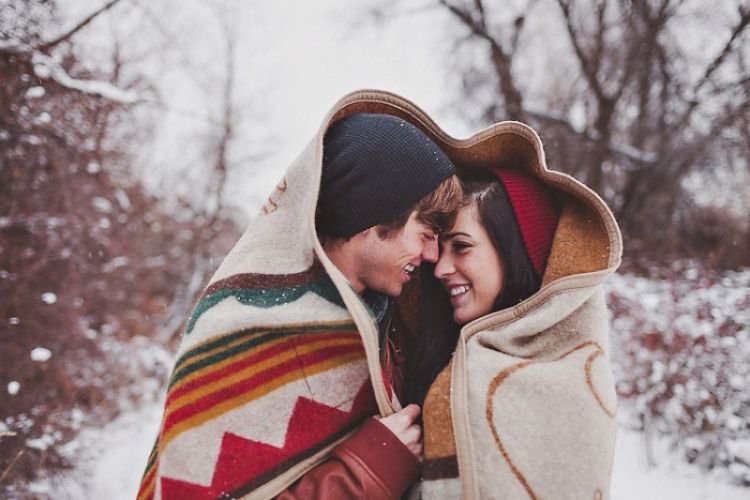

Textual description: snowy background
[2,0,749,498]
[31,270,750,500]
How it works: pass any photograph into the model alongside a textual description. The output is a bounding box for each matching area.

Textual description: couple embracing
[139,89,622,500]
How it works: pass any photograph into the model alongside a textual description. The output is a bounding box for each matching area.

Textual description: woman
[406,169,560,408]
[410,166,621,500]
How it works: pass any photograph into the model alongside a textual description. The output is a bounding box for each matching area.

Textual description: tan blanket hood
[138,89,621,500]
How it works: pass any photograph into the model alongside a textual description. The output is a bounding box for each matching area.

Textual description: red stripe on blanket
[166,330,359,406]
[136,467,156,500]
[161,342,365,444]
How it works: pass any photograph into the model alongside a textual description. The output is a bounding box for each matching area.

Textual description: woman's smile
[448,284,472,298]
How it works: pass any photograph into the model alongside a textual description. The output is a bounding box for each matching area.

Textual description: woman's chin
[453,304,494,326]
[453,309,475,326]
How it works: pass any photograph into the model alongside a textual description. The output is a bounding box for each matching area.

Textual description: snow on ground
[31,401,164,499]
[37,399,749,499]
[611,428,749,500]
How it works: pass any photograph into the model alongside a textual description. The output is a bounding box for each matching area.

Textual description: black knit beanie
[317,113,456,238]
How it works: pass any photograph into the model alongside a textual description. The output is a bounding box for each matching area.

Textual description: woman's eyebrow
[442,231,472,240]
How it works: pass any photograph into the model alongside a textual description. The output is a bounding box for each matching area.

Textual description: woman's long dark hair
[404,176,542,406]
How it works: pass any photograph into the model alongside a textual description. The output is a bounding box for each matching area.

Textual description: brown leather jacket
[277,307,418,499]
[277,418,419,499]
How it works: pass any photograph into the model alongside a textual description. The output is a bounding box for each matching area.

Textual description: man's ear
[363,225,388,242]
[355,227,377,245]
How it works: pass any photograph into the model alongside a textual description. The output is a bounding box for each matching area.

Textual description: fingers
[402,424,423,457]
[408,440,423,457]
[378,405,423,458]
[401,420,422,444]
[383,404,420,428]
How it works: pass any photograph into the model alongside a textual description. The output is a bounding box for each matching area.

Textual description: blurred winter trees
[378,0,750,269]
[0,0,244,493]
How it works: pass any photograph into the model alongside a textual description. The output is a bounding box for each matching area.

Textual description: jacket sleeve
[276,417,420,500]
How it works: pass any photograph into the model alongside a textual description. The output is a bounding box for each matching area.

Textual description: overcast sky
[56,0,470,214]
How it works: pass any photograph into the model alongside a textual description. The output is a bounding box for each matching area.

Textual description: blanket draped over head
[138,89,621,500]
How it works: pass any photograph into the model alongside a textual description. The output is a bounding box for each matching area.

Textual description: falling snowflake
[7,381,20,395]
[30,347,52,362]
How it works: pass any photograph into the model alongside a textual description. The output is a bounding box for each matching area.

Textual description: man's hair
[375,175,464,239]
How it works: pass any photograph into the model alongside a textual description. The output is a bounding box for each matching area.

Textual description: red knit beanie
[492,168,560,279]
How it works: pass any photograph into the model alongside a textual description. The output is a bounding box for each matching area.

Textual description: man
[138,109,461,500]
[279,113,462,498]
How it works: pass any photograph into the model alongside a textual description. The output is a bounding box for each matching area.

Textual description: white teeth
[405,264,415,274]
[450,285,471,297]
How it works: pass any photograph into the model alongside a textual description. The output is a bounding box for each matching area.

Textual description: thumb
[401,403,421,422]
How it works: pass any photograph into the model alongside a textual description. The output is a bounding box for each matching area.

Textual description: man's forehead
[413,218,440,234]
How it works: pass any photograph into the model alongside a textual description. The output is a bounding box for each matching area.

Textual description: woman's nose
[434,254,454,278]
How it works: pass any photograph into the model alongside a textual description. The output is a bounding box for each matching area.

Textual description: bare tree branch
[612,5,644,103]
[673,6,750,132]
[695,5,750,96]
[438,0,525,119]
[591,0,606,82]
[473,0,488,31]
[207,21,236,223]
[31,52,141,104]
[527,108,657,164]
[37,0,124,52]
[557,0,604,101]
[671,98,750,178]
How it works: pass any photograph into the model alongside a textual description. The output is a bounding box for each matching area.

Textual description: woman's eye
[453,241,471,252]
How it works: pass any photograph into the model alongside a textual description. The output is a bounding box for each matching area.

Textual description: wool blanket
[137,92,413,500]
[418,123,622,499]
[138,89,621,500]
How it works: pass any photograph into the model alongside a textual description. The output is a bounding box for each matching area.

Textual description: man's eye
[422,232,437,241]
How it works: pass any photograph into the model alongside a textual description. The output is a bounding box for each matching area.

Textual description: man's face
[357,210,439,297]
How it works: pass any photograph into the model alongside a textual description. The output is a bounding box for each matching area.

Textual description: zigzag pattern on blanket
[159,380,376,499]
[138,265,378,500]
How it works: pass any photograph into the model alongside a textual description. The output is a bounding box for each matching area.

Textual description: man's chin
[383,284,403,298]
[366,280,404,298]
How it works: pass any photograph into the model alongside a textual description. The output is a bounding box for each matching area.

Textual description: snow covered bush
[608,265,750,485]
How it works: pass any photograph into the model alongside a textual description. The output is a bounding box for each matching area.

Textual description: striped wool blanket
[138,92,408,500]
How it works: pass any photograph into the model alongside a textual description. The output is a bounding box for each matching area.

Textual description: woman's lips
[447,284,472,303]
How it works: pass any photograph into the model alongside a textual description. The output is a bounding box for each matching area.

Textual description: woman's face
[435,202,505,325]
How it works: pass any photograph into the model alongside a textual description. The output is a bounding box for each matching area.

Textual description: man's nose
[422,239,439,263]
